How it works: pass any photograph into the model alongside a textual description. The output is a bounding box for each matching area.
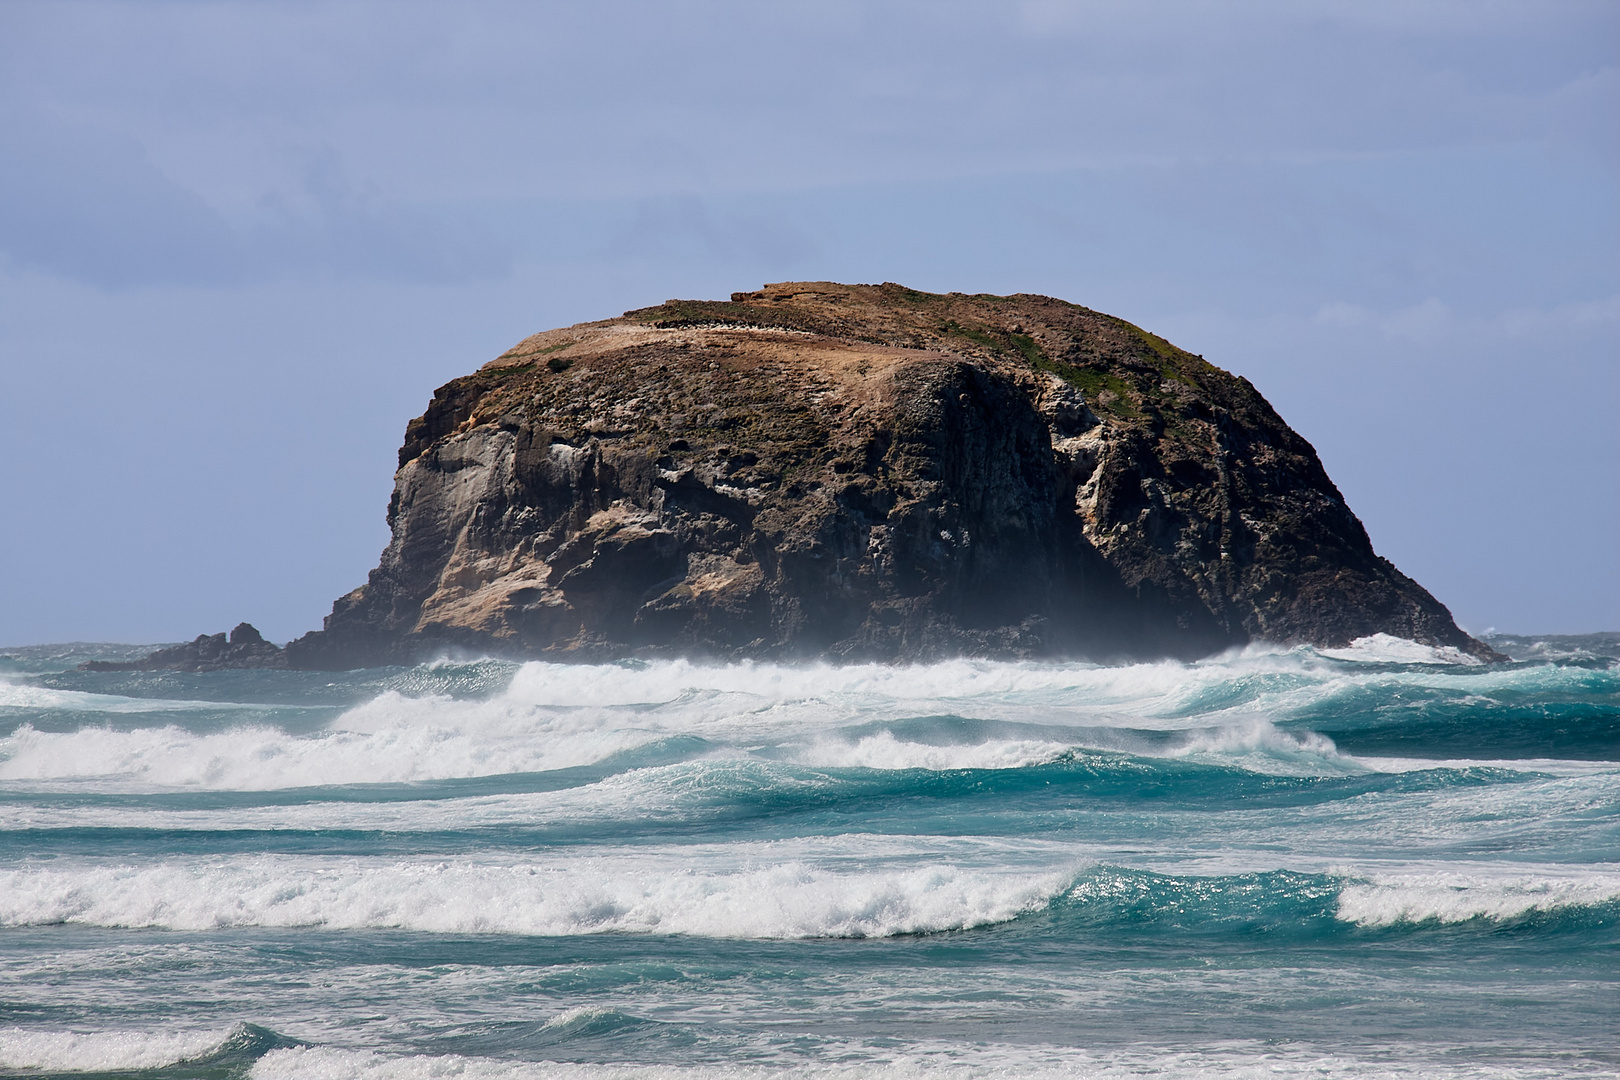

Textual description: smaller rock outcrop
[81,623,288,673]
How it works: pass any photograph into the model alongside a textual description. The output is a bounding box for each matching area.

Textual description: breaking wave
[3,641,1612,793]
[0,848,1074,938]
[5,852,1615,941]
[0,1022,296,1074]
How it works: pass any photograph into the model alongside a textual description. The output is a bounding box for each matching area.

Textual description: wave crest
[1336,869,1620,926]
[0,1022,294,1073]
[0,852,1075,939]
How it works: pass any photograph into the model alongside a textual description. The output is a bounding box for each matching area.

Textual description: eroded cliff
[280,282,1495,667]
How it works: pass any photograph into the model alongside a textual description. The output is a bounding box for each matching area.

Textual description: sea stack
[269,282,1495,668]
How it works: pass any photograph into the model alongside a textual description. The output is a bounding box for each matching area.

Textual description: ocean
[0,633,1615,1079]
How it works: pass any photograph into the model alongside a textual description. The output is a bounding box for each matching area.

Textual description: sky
[1,0,1616,645]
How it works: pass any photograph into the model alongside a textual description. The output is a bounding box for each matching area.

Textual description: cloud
[1498,293,1620,334]
[0,1,1611,296]
[1313,293,1620,342]
[0,113,247,286]
[4,0,1612,210]
[1014,0,1606,37]
[1380,297,1453,341]
[0,111,511,288]
[609,196,818,269]
[1311,297,1452,341]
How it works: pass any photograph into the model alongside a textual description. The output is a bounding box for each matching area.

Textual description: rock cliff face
[282,282,1497,667]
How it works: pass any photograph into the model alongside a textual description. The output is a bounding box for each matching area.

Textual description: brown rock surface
[277,282,1497,668]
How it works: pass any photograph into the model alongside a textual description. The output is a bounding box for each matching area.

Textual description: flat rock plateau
[103,282,1501,671]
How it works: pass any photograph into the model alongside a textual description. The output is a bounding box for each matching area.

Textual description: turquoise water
[1,634,1615,1078]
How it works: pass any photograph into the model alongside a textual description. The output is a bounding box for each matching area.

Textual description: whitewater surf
[0,634,1615,1077]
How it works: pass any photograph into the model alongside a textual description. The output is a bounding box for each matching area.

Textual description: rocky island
[103,283,1501,670]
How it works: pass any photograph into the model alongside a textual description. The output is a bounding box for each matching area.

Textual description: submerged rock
[261,282,1498,668]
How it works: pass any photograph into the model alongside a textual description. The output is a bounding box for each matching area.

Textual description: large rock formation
[268,282,1496,668]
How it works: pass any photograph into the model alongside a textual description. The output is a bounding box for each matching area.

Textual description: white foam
[0,705,649,789]
[1344,755,1620,777]
[248,1044,1590,1080]
[492,655,1223,710]
[1318,634,1484,666]
[0,1018,1588,1078]
[0,1026,230,1072]
[0,681,242,714]
[0,646,1587,793]
[1336,866,1620,926]
[0,842,1077,939]
[6,754,1615,882]
[538,1005,625,1032]
[0,730,1386,835]
[0,759,745,833]
[1112,764,1620,876]
[1156,717,1356,775]
[387,646,1508,734]
[786,730,1073,771]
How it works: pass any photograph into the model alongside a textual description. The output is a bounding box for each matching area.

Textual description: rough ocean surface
[1,632,1615,1079]
[246,282,1492,670]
